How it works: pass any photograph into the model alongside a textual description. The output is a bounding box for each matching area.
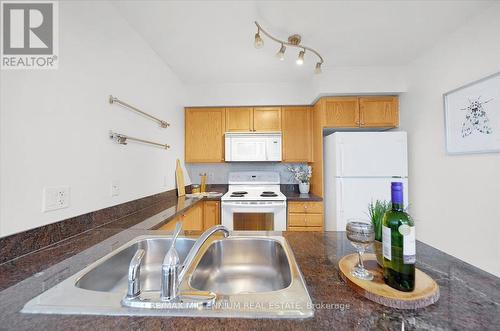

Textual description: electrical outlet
[43,186,70,212]
[111,180,120,197]
[208,172,214,182]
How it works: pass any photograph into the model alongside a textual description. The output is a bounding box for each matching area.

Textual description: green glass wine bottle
[382,182,415,292]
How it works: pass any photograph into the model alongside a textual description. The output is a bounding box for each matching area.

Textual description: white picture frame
[444,72,500,154]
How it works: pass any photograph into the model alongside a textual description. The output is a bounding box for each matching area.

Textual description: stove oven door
[221,201,286,231]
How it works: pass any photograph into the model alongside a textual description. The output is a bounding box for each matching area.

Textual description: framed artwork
[444,72,500,154]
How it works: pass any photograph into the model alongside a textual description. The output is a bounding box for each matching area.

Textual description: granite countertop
[186,184,323,202]
[283,191,323,202]
[0,200,498,330]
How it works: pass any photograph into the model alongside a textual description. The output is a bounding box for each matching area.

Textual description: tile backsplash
[185,163,305,185]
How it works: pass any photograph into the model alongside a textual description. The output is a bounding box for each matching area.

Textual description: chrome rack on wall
[109,131,170,150]
[109,95,170,128]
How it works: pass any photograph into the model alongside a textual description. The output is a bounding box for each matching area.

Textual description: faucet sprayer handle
[127,249,145,298]
[160,224,183,301]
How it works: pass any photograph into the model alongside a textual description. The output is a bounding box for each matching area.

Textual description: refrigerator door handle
[339,143,344,177]
[338,179,344,215]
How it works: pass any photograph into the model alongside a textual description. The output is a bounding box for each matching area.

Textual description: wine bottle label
[402,226,416,264]
[382,225,391,260]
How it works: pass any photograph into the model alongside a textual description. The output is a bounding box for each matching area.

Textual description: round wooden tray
[339,253,439,309]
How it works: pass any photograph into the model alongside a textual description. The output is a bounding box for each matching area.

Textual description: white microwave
[225,132,282,162]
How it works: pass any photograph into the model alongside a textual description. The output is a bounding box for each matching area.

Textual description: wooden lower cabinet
[203,201,220,229]
[287,201,324,231]
[158,201,220,231]
[183,203,204,231]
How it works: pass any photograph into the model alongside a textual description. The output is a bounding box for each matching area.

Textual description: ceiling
[112,0,494,84]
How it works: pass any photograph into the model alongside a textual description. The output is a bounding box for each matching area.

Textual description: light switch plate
[43,186,70,212]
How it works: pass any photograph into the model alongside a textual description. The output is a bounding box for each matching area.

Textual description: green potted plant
[367,200,391,267]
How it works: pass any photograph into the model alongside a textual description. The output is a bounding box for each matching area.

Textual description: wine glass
[346,220,375,281]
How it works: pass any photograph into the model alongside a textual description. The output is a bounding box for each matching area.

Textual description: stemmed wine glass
[346,220,375,281]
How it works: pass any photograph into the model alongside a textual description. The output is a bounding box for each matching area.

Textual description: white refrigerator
[324,132,408,231]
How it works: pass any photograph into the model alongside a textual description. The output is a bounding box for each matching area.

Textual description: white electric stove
[221,172,287,231]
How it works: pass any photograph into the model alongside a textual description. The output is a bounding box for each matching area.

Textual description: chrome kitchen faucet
[122,224,230,309]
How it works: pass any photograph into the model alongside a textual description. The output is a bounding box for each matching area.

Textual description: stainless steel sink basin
[190,238,292,294]
[22,233,313,319]
[76,237,194,292]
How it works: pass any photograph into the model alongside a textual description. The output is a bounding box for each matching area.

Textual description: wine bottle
[382,182,415,292]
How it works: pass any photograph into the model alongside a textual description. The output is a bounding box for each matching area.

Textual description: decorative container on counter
[299,182,310,194]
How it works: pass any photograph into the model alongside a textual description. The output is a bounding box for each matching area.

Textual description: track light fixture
[253,21,324,74]
[315,62,322,74]
[276,44,286,61]
[254,30,264,49]
[296,50,305,65]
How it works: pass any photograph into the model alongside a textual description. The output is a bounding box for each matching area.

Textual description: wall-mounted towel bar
[109,131,170,149]
[109,95,170,128]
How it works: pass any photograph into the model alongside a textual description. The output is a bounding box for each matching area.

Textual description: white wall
[186,81,316,107]
[313,65,408,97]
[400,3,500,276]
[186,66,408,107]
[0,1,187,237]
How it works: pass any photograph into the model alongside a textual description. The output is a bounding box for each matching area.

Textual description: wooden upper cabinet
[253,107,281,132]
[323,97,360,128]
[185,108,225,163]
[282,107,312,162]
[225,107,282,132]
[359,97,399,128]
[225,107,253,132]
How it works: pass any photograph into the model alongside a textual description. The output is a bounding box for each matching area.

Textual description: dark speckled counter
[284,192,323,201]
[0,198,499,330]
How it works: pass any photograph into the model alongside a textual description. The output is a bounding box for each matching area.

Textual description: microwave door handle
[265,140,268,161]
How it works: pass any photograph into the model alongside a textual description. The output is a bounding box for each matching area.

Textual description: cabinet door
[359,97,399,128]
[253,107,281,132]
[323,97,359,128]
[282,107,312,162]
[225,107,253,132]
[288,201,323,214]
[203,201,220,230]
[185,108,225,163]
[182,203,203,231]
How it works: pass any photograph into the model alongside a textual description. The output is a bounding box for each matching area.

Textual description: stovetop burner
[232,191,248,195]
[262,191,275,194]
[260,193,278,197]
[230,194,245,198]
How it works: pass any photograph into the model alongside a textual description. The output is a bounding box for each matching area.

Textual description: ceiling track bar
[254,21,324,64]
